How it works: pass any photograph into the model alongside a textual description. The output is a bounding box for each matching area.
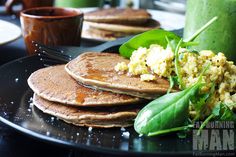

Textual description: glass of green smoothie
[54,0,103,8]
[184,0,236,62]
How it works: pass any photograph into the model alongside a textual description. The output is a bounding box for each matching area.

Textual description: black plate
[0,55,194,156]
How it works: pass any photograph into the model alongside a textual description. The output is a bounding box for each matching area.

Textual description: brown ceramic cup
[20,7,83,55]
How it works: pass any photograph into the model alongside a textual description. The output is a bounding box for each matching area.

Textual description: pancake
[65,52,177,99]
[82,26,133,41]
[28,65,142,107]
[84,19,160,34]
[33,94,140,128]
[84,8,151,25]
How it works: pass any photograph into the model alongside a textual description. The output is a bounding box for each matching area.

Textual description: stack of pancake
[82,8,160,41]
[28,52,172,128]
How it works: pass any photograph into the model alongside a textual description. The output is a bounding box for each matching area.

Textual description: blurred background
[0,0,186,14]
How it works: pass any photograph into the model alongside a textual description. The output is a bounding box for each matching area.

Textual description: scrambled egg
[140,74,156,81]
[115,44,236,108]
[146,45,174,77]
[114,62,128,72]
[128,47,149,75]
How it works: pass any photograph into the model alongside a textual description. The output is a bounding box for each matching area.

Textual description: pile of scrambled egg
[115,44,236,108]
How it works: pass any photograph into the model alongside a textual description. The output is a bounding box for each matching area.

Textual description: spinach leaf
[148,124,193,137]
[134,62,210,136]
[174,39,185,89]
[134,81,204,135]
[167,75,178,94]
[119,16,218,59]
[191,82,215,121]
[119,29,181,58]
[214,102,236,121]
[165,35,178,53]
[183,16,218,42]
[197,102,236,135]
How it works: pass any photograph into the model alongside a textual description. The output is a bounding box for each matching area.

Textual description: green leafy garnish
[119,29,181,58]
[119,16,218,59]
[214,103,236,121]
[191,82,215,121]
[174,39,185,89]
[130,17,222,137]
[134,81,205,136]
[167,76,178,94]
[134,63,210,136]
[197,102,236,135]
[183,16,218,42]
[148,124,194,137]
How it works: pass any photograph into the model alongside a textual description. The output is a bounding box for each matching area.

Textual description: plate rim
[0,116,192,156]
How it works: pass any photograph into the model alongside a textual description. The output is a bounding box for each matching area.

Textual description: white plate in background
[148,9,185,30]
[0,20,21,45]
[81,8,185,30]
[81,8,185,41]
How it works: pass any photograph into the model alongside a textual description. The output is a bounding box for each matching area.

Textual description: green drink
[184,0,236,62]
[54,0,103,8]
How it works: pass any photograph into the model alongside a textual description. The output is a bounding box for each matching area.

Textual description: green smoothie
[54,0,103,8]
[184,0,236,62]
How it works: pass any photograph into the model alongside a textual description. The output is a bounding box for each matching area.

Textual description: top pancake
[65,53,176,99]
[84,8,151,25]
[27,65,141,107]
